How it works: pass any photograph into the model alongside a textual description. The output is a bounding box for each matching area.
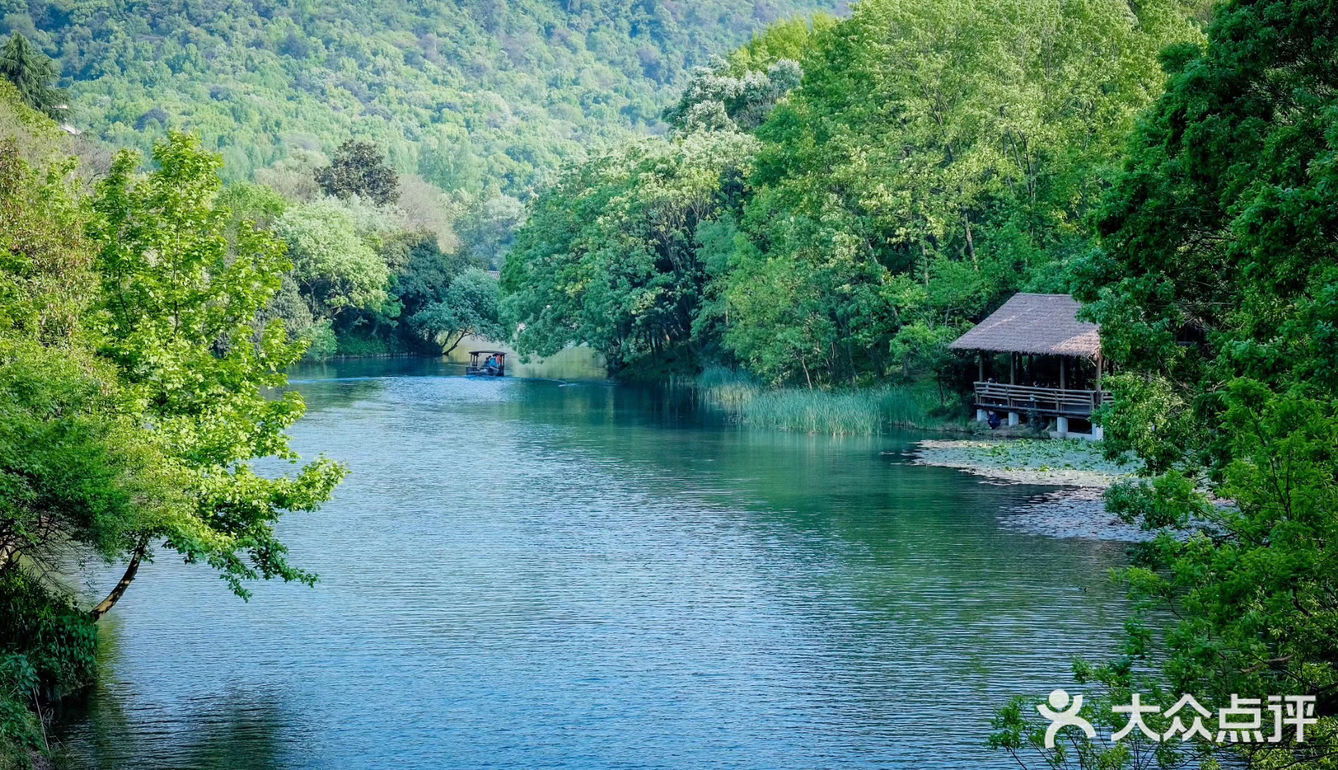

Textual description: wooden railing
[973,382,1112,417]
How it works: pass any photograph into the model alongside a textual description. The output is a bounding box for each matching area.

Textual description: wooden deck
[973,382,1112,418]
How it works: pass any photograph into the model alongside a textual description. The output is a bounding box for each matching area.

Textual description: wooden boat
[466,350,506,377]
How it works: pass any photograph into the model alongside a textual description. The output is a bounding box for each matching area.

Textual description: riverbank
[908,438,1135,487]
[907,438,1148,541]
[315,354,973,437]
[693,367,973,436]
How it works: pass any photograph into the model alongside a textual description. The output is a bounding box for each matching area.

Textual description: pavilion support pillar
[1006,353,1020,425]
[1056,416,1069,438]
[1006,356,1016,428]
[975,353,987,422]
[1060,357,1067,390]
[1091,354,1105,441]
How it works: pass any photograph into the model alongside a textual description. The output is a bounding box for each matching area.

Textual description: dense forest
[0,29,528,362]
[0,0,850,356]
[501,0,1206,384]
[1,0,844,262]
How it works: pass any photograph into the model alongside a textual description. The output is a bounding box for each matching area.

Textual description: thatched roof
[949,293,1100,358]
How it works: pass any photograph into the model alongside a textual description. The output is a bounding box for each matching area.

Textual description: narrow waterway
[58,359,1129,768]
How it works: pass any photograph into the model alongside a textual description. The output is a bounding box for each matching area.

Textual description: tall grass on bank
[693,366,960,436]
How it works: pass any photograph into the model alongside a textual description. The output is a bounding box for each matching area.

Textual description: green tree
[314,139,399,205]
[278,199,391,320]
[502,129,758,374]
[0,33,64,120]
[0,154,115,762]
[410,267,504,354]
[722,200,888,386]
[456,191,524,268]
[724,15,838,75]
[219,182,289,232]
[0,86,347,763]
[0,103,174,761]
[0,137,179,590]
[393,234,475,322]
[88,132,345,613]
[663,58,803,131]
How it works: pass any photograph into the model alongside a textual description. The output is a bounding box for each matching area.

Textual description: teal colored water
[57,359,1128,768]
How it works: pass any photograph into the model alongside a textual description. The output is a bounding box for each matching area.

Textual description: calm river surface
[58,358,1129,769]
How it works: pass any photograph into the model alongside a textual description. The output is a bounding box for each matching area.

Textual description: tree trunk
[441,331,465,356]
[920,242,930,287]
[963,212,978,269]
[90,536,149,621]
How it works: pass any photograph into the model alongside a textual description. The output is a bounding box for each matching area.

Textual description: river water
[57,358,1129,769]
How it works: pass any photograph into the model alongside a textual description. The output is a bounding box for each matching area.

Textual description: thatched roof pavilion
[950,293,1108,438]
[949,293,1100,359]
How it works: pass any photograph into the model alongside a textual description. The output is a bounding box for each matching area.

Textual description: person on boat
[484,354,500,375]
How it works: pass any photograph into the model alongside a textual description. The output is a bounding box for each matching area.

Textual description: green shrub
[0,654,41,768]
[0,572,98,700]
[301,319,338,362]
[0,571,100,767]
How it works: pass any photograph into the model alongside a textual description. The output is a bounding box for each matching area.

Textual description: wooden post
[1095,353,1103,391]
[974,352,986,422]
[1007,352,1020,426]
[1060,357,1066,390]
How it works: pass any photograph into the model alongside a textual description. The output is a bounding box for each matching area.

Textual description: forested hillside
[0,0,843,194]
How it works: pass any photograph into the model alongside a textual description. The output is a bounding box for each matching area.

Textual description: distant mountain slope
[2,0,843,193]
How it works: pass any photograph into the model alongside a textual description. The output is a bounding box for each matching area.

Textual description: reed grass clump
[695,366,955,436]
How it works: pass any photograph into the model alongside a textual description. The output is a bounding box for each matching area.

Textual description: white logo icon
[1037,689,1096,748]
